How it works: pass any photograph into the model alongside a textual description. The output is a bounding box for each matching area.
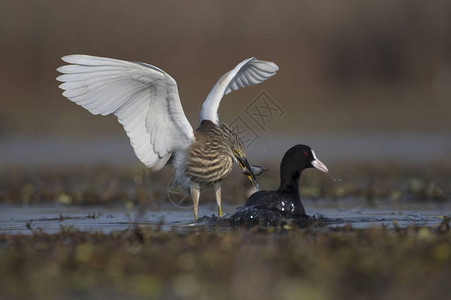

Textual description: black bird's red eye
[303,151,308,157]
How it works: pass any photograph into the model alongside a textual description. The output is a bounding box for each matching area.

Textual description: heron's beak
[235,154,259,189]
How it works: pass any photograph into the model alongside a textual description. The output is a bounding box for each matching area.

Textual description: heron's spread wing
[57,55,194,169]
[200,57,279,124]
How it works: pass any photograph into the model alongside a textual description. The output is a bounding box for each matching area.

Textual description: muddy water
[1,201,449,235]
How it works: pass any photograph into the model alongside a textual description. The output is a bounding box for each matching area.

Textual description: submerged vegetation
[1,224,451,299]
[1,162,450,206]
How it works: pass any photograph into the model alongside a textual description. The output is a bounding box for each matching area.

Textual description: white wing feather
[57,54,194,169]
[200,57,279,124]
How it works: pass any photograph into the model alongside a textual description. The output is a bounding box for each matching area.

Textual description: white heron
[57,55,278,219]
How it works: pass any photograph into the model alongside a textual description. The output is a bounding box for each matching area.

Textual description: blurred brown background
[1,0,450,165]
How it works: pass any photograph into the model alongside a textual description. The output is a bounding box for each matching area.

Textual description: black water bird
[229,144,329,225]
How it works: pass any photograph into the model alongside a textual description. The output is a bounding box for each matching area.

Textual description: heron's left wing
[57,55,194,169]
[199,57,279,125]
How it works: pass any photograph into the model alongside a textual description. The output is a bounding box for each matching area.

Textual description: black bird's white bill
[311,150,328,173]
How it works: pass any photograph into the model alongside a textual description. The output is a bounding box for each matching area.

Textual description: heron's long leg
[214,183,223,217]
[190,186,200,220]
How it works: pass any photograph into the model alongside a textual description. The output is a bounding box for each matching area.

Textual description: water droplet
[327,173,342,182]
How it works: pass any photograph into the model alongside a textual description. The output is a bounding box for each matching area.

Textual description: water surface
[1,201,449,235]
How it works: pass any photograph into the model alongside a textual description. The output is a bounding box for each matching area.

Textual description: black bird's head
[282,144,329,174]
[278,144,328,192]
[300,145,328,173]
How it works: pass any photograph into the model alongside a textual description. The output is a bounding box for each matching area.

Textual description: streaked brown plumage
[182,120,255,219]
[185,120,243,185]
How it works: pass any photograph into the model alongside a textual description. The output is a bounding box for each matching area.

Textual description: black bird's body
[245,190,304,218]
[230,144,329,225]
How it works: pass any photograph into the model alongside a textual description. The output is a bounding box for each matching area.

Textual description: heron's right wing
[57,55,194,169]
[200,57,279,125]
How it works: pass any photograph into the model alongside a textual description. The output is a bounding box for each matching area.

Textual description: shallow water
[1,201,449,235]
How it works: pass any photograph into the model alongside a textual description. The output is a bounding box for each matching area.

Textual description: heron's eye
[233,149,242,157]
[303,151,309,157]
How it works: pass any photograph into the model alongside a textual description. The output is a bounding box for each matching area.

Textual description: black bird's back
[246,189,305,217]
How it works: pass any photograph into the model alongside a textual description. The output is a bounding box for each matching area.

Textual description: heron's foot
[190,186,200,221]
[218,205,223,218]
